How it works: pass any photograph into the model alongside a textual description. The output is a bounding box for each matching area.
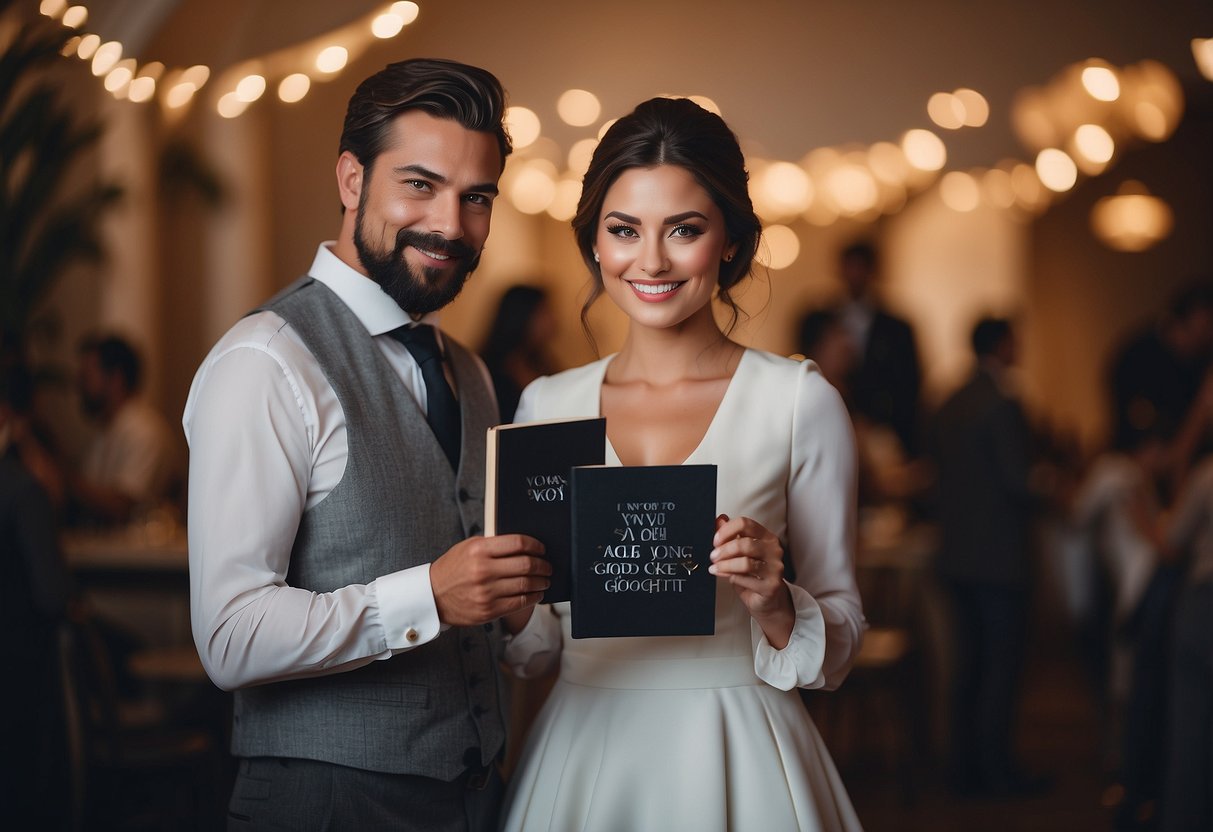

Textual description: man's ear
[336,151,363,212]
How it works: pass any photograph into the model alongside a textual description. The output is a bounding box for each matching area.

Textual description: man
[74,334,179,524]
[833,241,922,457]
[930,317,1042,797]
[184,59,550,831]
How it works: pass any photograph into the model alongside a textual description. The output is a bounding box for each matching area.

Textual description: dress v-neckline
[596,348,750,467]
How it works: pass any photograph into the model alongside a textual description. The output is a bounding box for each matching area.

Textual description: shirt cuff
[373,563,442,651]
[503,604,562,678]
[752,582,827,691]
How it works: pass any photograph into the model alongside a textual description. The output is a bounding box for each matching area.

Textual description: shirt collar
[306,242,441,336]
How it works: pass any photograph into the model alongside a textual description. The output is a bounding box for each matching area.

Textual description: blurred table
[63,525,191,649]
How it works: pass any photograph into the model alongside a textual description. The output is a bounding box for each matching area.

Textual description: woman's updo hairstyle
[571,97,762,335]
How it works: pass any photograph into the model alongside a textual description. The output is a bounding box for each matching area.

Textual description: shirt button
[405,627,419,643]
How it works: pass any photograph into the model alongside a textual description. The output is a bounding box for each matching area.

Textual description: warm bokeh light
[597,119,617,141]
[1081,63,1120,101]
[76,34,100,60]
[1035,148,1078,192]
[138,62,166,81]
[567,138,598,177]
[91,41,123,76]
[1073,123,1114,164]
[504,106,541,149]
[182,65,211,89]
[127,76,156,103]
[1011,163,1049,212]
[60,36,82,57]
[164,82,198,109]
[62,5,88,28]
[371,13,405,39]
[1010,87,1058,151]
[939,171,980,212]
[1194,38,1213,82]
[954,88,989,127]
[757,224,800,270]
[867,141,910,185]
[236,74,267,103]
[278,73,311,103]
[557,89,601,127]
[39,0,66,19]
[104,64,133,94]
[1123,60,1183,142]
[315,46,349,74]
[688,95,721,116]
[391,1,421,24]
[1091,180,1173,252]
[757,161,814,217]
[928,92,965,130]
[546,178,582,221]
[982,168,1016,209]
[217,92,250,119]
[510,164,557,215]
[901,129,946,171]
[825,164,879,215]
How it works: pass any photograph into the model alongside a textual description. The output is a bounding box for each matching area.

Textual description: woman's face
[593,165,734,332]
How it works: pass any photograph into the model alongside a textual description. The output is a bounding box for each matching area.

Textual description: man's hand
[430,534,550,627]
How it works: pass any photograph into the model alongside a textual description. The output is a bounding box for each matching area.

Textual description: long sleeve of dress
[754,365,864,691]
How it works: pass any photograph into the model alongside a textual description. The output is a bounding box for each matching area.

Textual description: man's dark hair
[1168,279,1213,322]
[840,240,877,271]
[971,317,1013,358]
[80,334,141,391]
[338,58,512,178]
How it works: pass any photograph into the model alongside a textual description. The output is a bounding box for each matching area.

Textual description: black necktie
[391,324,461,470]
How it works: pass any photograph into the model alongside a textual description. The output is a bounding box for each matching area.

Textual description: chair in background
[58,610,224,831]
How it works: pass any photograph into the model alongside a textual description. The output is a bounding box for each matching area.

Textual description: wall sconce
[1090,180,1173,252]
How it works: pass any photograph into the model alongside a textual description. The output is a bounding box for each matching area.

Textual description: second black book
[570,464,718,639]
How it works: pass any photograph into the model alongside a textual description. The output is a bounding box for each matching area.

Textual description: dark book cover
[570,464,717,639]
[485,417,607,603]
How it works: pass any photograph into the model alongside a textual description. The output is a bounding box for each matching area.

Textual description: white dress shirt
[184,243,465,691]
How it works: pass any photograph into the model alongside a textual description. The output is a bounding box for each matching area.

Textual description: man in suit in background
[931,317,1044,797]
[184,59,550,831]
[834,240,922,457]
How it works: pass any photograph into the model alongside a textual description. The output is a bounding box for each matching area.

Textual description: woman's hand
[708,514,795,648]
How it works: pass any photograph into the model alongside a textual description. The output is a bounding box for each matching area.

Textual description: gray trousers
[226,757,503,832]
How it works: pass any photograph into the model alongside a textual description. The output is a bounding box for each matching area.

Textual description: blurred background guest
[479,285,559,423]
[929,316,1046,798]
[831,240,923,459]
[70,334,182,526]
[1108,281,1213,495]
[1,360,71,826]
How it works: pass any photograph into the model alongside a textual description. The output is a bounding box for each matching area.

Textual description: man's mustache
[393,229,476,261]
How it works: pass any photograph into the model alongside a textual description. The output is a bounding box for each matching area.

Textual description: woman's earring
[723,252,735,263]
[593,251,600,263]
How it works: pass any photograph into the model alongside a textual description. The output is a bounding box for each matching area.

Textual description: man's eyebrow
[392,164,498,195]
[393,164,447,183]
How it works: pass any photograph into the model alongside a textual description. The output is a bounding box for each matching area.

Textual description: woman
[501,97,865,831]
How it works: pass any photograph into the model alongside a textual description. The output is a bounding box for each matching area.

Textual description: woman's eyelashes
[603,223,705,239]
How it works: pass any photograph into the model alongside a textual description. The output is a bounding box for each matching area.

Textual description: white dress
[500,349,866,832]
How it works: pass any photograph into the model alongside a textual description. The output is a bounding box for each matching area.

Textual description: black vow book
[484,417,607,603]
[570,464,718,639]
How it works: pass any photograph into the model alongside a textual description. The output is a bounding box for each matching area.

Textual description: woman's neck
[609,307,742,386]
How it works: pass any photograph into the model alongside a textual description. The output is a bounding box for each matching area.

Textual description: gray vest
[230,277,505,779]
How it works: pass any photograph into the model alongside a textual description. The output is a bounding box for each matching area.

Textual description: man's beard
[353,195,481,316]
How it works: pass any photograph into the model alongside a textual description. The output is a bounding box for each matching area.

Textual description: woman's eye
[606,225,637,238]
[671,224,703,238]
